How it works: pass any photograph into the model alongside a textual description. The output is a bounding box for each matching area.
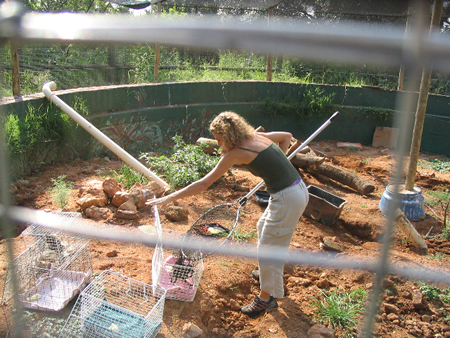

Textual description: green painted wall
[1,81,449,178]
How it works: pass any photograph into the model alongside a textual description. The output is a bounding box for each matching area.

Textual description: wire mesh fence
[1,1,450,337]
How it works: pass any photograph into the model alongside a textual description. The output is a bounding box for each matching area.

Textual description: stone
[412,289,424,309]
[182,322,203,338]
[112,191,131,207]
[118,199,137,212]
[315,279,330,288]
[77,193,108,211]
[116,209,139,220]
[85,206,112,220]
[383,302,400,314]
[106,250,118,257]
[307,324,335,338]
[372,126,399,149]
[103,177,121,199]
[164,205,189,221]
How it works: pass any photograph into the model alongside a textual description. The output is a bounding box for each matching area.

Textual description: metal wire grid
[59,270,166,338]
[2,236,92,313]
[152,229,204,302]
[21,211,82,248]
[0,2,448,337]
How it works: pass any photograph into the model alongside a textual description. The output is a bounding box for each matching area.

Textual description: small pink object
[158,255,195,300]
[336,142,363,150]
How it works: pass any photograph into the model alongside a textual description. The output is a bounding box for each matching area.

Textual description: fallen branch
[308,162,375,195]
[393,208,428,249]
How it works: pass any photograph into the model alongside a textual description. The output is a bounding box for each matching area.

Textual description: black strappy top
[239,143,300,194]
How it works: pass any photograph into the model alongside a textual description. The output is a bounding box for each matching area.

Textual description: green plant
[362,107,395,125]
[419,158,450,174]
[427,252,446,260]
[48,175,73,210]
[263,87,336,120]
[419,282,450,303]
[231,228,257,242]
[311,287,367,334]
[111,164,149,190]
[141,135,221,188]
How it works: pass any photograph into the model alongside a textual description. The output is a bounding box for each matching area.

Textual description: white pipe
[42,81,169,190]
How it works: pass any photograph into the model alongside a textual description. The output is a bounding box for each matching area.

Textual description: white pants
[257,179,309,299]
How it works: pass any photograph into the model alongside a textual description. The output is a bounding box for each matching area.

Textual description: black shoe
[251,270,260,282]
[241,296,278,316]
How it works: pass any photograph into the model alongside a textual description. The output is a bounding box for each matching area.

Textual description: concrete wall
[1,81,449,178]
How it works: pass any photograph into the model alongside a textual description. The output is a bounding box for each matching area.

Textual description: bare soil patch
[2,140,450,337]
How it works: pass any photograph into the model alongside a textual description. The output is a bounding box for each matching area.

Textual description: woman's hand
[145,195,173,207]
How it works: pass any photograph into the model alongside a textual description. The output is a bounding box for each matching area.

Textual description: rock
[112,191,131,207]
[103,177,121,199]
[421,314,432,323]
[144,181,166,197]
[118,199,137,212]
[85,206,112,220]
[307,324,335,337]
[387,313,399,321]
[77,193,108,211]
[182,322,203,338]
[164,205,189,221]
[412,289,424,309]
[129,184,151,208]
[77,180,108,211]
[231,184,250,192]
[315,279,330,288]
[116,210,139,220]
[320,237,345,251]
[229,299,241,311]
[106,250,118,257]
[288,276,312,287]
[384,303,400,314]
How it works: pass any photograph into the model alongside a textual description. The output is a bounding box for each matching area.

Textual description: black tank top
[239,143,300,194]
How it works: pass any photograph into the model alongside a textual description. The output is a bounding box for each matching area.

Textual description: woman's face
[213,132,223,147]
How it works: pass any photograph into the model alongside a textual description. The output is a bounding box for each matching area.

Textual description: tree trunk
[290,154,324,170]
[309,162,375,195]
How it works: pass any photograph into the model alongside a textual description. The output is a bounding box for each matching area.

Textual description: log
[255,126,265,132]
[196,137,219,155]
[290,153,325,170]
[288,137,310,155]
[394,208,428,249]
[309,162,375,195]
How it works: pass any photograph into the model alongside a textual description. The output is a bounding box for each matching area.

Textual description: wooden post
[154,1,161,83]
[405,0,444,191]
[11,41,20,96]
[266,7,273,82]
[398,8,412,91]
[108,44,117,84]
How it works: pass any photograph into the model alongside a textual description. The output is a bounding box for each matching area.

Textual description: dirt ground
[1,140,450,338]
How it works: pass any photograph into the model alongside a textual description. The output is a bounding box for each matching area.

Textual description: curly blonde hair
[209,111,255,154]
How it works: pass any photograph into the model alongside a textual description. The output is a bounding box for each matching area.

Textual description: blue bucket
[379,183,425,221]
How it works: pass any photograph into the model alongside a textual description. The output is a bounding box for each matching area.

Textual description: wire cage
[59,270,166,338]
[2,234,92,312]
[21,211,83,248]
[151,227,204,302]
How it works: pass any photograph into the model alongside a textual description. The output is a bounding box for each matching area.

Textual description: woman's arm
[145,153,237,207]
[257,131,292,154]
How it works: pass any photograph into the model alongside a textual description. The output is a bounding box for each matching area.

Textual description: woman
[146,111,309,316]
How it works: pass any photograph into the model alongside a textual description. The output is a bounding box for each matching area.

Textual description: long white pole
[42,81,169,190]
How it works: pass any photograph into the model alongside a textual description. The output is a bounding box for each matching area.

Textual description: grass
[311,287,367,336]
[427,252,446,260]
[230,228,257,242]
[48,175,73,210]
